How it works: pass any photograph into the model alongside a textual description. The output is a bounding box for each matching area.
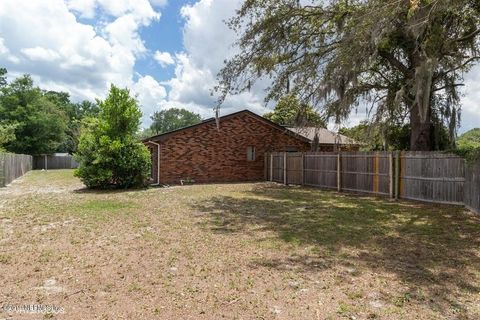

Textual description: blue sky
[136,1,187,82]
[0,0,479,133]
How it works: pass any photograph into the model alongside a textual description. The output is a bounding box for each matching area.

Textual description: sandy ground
[0,170,479,319]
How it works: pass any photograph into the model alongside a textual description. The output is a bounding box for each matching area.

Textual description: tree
[0,74,67,154]
[74,85,151,189]
[136,127,155,141]
[0,68,7,88]
[150,108,202,134]
[0,122,17,152]
[339,121,411,151]
[216,0,480,151]
[263,94,326,127]
[44,94,100,154]
[456,128,480,161]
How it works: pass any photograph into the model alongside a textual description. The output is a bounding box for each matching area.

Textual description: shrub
[74,85,151,189]
[455,128,480,163]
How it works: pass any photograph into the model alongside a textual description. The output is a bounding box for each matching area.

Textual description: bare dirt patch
[0,170,479,319]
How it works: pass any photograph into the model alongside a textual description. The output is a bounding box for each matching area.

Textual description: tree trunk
[409,102,434,151]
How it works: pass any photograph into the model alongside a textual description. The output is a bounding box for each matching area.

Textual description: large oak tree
[216,0,480,150]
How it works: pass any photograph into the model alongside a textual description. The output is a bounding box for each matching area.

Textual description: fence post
[337,152,342,192]
[373,152,379,194]
[264,153,267,180]
[283,152,287,185]
[0,154,5,187]
[395,151,400,199]
[270,153,273,182]
[301,153,305,186]
[389,152,394,199]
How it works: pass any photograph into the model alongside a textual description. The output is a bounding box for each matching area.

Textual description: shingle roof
[286,127,360,145]
[143,109,311,143]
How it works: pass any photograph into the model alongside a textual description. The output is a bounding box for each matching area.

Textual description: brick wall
[146,112,310,184]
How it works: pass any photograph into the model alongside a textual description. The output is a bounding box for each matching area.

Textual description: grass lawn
[1,170,480,319]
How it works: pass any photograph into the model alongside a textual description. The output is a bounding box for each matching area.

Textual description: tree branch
[433,83,465,92]
[455,29,480,43]
[378,50,410,76]
[437,56,480,77]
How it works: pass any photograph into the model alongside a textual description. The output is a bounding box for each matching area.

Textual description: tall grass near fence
[0,153,32,187]
[266,151,480,213]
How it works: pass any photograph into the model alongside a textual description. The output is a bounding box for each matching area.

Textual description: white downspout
[148,141,161,186]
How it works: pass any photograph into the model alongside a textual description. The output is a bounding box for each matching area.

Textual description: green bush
[74,85,151,189]
[455,128,480,163]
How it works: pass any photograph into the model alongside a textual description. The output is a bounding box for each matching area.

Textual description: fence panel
[464,160,480,213]
[270,152,284,183]
[399,152,465,205]
[286,153,303,185]
[33,155,78,170]
[266,151,475,210]
[0,153,33,187]
[304,152,338,189]
[341,152,391,196]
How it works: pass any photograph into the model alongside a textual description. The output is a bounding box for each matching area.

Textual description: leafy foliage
[74,85,151,189]
[456,128,480,161]
[217,0,480,150]
[0,68,99,155]
[340,122,412,151]
[0,68,7,88]
[0,122,18,152]
[44,91,100,154]
[150,108,202,135]
[340,118,453,151]
[0,74,67,154]
[263,94,325,127]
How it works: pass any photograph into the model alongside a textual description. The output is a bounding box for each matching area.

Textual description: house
[287,127,361,151]
[143,110,311,185]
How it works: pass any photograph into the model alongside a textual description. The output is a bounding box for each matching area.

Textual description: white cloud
[0,37,8,55]
[132,75,167,125]
[460,66,480,133]
[106,14,149,55]
[66,0,160,23]
[0,0,164,121]
[153,51,174,67]
[1,0,478,132]
[21,47,61,62]
[165,0,480,132]
[0,36,19,64]
[66,0,96,19]
[162,0,269,120]
[149,0,168,8]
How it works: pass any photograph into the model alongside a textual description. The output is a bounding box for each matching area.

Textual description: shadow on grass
[192,183,480,315]
[72,186,153,194]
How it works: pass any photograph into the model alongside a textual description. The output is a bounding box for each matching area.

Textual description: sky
[0,0,478,133]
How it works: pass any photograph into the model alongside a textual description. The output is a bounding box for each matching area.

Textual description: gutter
[147,141,161,186]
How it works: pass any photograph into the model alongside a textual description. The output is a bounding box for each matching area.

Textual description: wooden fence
[0,153,33,187]
[33,155,78,170]
[265,151,474,209]
[464,160,480,214]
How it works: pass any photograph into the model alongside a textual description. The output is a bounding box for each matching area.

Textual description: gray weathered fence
[266,151,475,209]
[33,155,78,170]
[0,153,33,187]
[399,152,465,205]
[464,160,480,214]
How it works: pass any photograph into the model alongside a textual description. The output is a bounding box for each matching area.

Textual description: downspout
[148,141,161,186]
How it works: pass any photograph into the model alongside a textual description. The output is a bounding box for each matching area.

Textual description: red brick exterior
[144,111,310,184]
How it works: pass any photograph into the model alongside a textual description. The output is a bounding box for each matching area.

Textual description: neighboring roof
[143,109,311,144]
[287,127,360,145]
